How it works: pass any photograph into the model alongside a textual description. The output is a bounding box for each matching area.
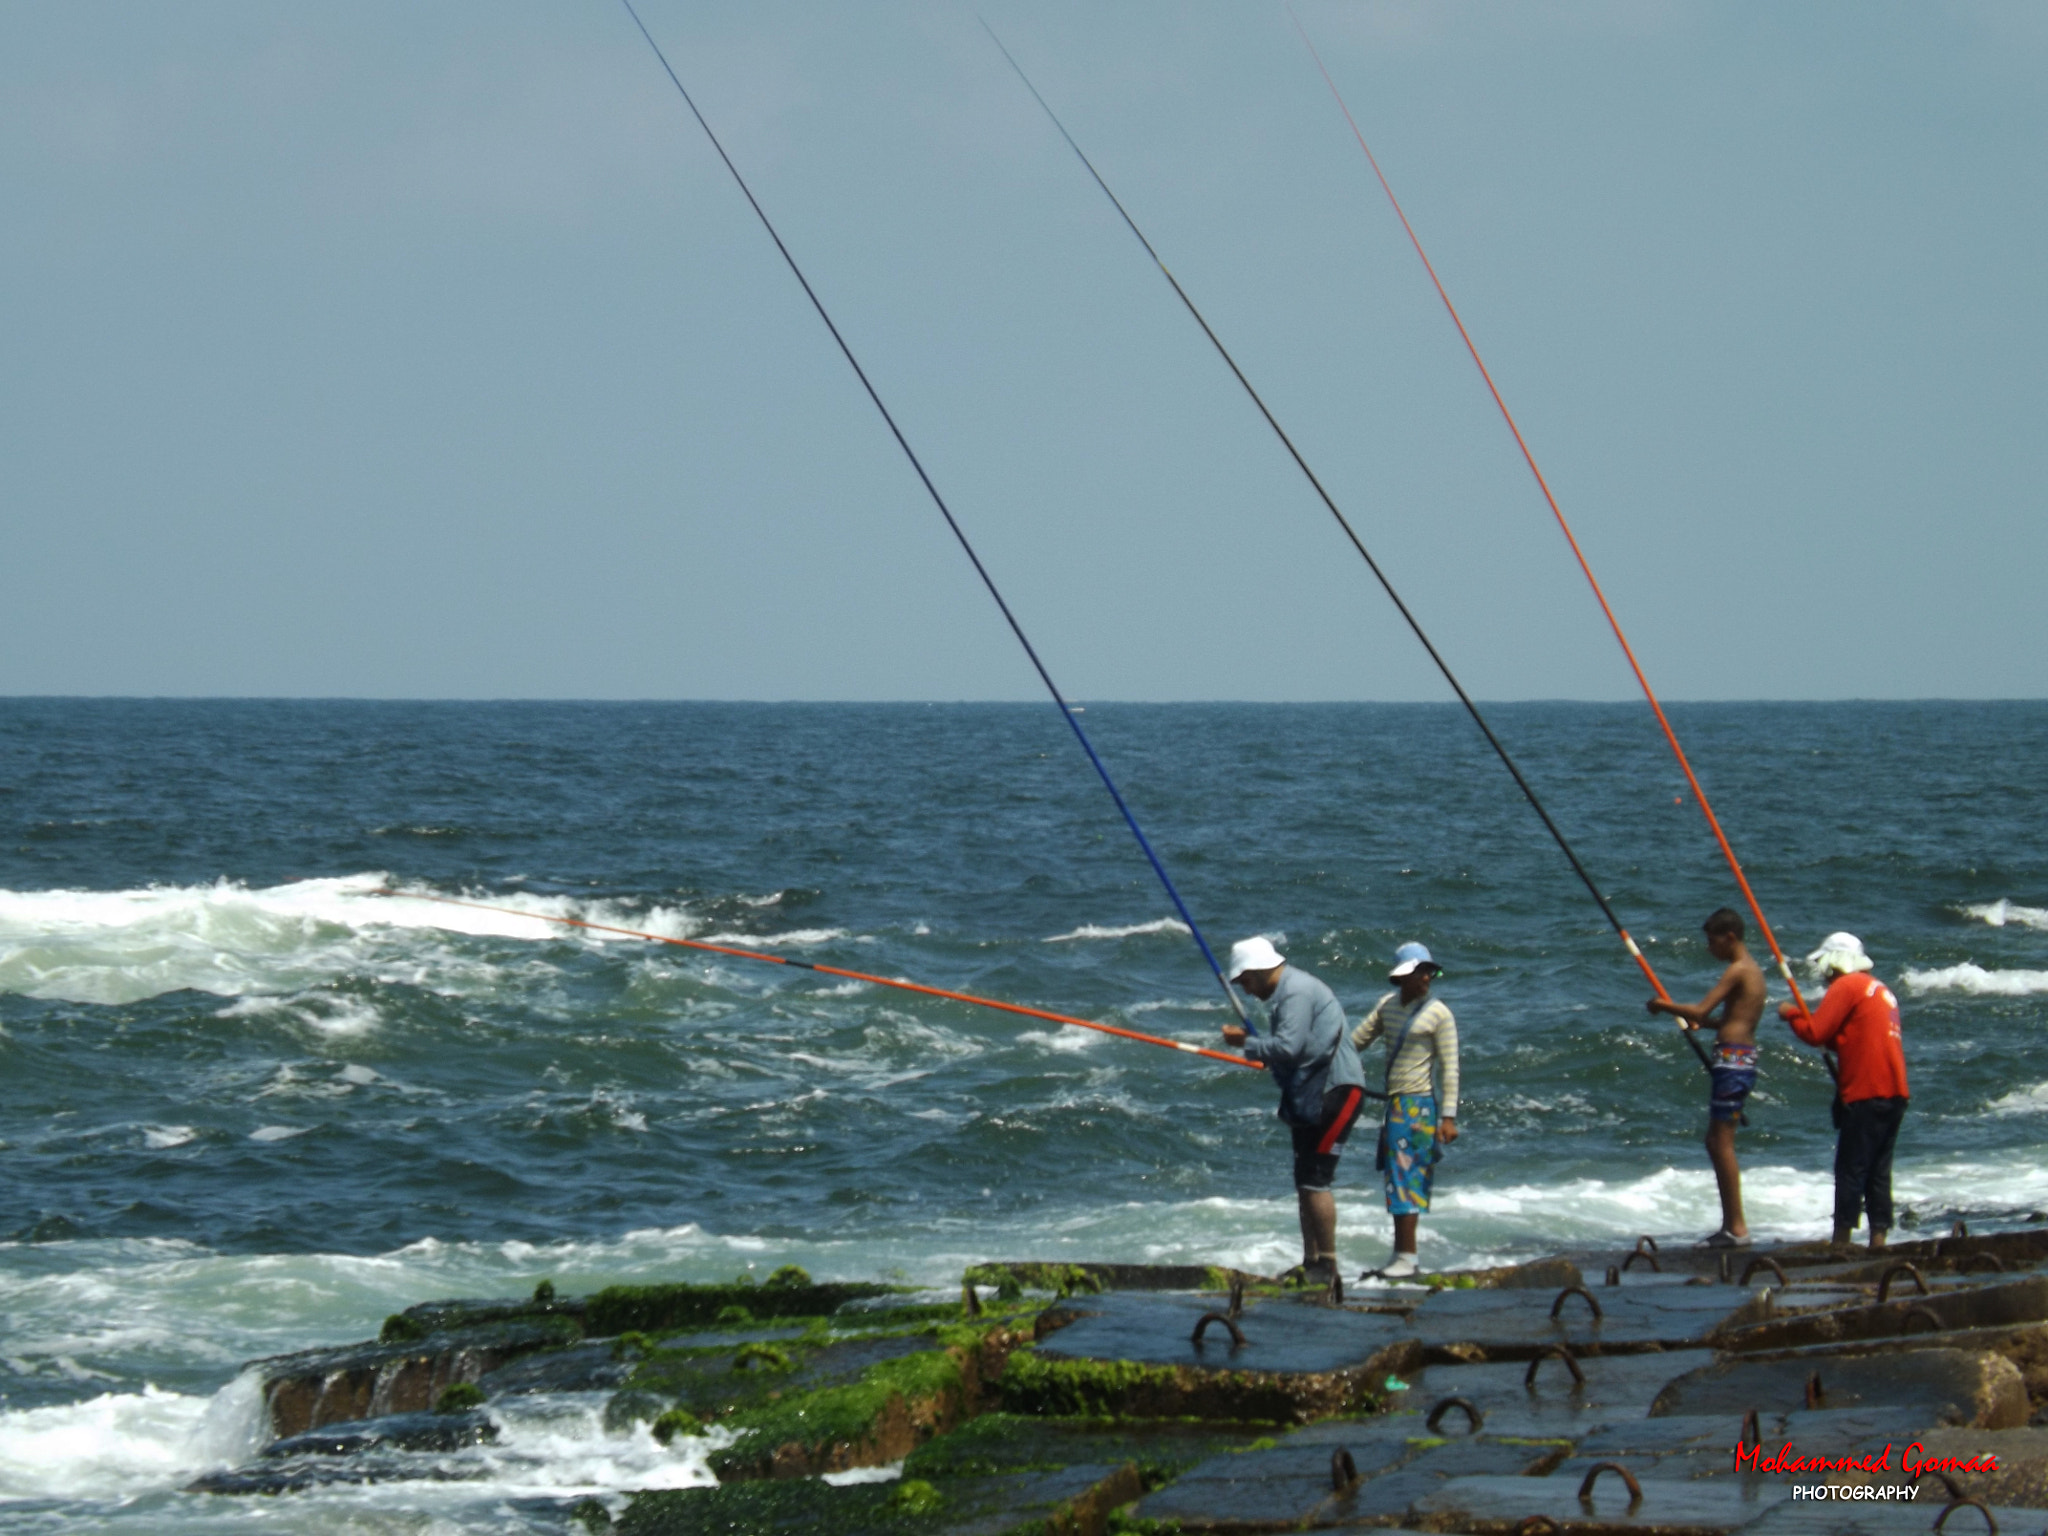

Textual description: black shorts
[1290,1085,1367,1192]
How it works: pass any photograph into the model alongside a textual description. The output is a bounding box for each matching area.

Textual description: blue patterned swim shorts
[1377,1093,1442,1215]
[1709,1042,1758,1124]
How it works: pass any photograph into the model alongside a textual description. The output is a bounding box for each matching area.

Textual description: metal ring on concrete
[1739,1409,1761,1448]
[1524,1345,1586,1391]
[1330,1447,1360,1492]
[1633,1235,1660,1254]
[1913,1470,1966,1503]
[1577,1461,1644,1510]
[1190,1311,1246,1348]
[1620,1249,1661,1273]
[1804,1371,1825,1409]
[1878,1263,1931,1302]
[1427,1396,1485,1434]
[1959,1253,2007,1274]
[1550,1285,1603,1322]
[1740,1255,1789,1287]
[1902,1304,1945,1334]
[1933,1496,1997,1534]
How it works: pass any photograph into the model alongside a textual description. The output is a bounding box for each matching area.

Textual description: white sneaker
[1378,1253,1420,1280]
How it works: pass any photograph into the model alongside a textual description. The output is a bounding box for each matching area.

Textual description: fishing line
[980,23,1713,1073]
[374,889,1258,1069]
[1286,9,1812,1022]
[614,0,1251,1029]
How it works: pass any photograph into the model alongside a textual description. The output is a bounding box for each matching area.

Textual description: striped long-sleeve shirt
[1351,992,1460,1117]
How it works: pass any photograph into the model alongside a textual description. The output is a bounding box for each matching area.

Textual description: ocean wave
[695,927,861,948]
[0,1372,262,1501]
[1902,963,2048,997]
[1962,899,2048,931]
[1042,918,1193,943]
[1987,1082,2048,1118]
[0,875,703,1007]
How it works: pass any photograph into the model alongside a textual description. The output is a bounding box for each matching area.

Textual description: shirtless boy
[1647,907,1765,1248]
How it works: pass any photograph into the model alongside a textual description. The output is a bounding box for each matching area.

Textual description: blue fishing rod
[613,0,1253,1031]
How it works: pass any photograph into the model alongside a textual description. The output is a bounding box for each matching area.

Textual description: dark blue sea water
[2,698,2044,1523]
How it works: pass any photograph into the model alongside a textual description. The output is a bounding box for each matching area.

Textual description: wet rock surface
[182,1235,2048,1532]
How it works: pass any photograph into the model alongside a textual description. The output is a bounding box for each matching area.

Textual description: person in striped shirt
[1350,943,1460,1280]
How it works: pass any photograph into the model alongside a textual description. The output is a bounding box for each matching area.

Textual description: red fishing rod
[979,25,1715,1075]
[373,889,1258,1071]
[1287,10,1813,1022]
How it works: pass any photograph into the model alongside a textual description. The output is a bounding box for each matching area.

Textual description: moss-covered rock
[902,1412,1263,1486]
[586,1279,898,1336]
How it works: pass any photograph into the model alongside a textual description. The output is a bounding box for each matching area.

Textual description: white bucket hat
[1807,931,1874,977]
[1228,936,1285,980]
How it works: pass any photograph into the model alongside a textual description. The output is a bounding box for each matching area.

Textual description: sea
[1,697,2043,1529]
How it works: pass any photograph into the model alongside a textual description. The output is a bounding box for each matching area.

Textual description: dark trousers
[1833,1096,1907,1232]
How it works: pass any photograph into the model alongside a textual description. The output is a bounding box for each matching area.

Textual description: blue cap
[1389,942,1438,979]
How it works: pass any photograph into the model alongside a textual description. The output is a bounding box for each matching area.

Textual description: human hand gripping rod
[614,0,1252,1034]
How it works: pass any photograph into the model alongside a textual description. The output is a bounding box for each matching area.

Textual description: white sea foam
[1988,1082,2048,1117]
[1017,1027,1100,1054]
[1042,918,1192,943]
[0,1369,262,1501]
[247,1124,308,1142]
[0,874,705,1007]
[1903,963,2048,997]
[141,1125,196,1150]
[1962,899,2048,931]
[696,927,860,948]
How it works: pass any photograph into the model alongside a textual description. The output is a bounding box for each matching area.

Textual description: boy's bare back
[1709,951,1766,1046]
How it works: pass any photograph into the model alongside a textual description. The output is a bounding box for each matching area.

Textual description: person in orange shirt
[1779,932,1909,1252]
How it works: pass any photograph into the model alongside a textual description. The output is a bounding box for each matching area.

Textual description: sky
[2,2,2043,701]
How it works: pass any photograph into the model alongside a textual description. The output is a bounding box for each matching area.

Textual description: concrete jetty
[189,1227,2048,1532]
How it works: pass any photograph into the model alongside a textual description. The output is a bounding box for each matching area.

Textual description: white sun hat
[1806,931,1874,977]
[1228,936,1285,979]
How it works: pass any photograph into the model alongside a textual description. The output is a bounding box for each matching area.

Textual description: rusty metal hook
[1878,1262,1930,1302]
[1330,1446,1360,1492]
[1191,1312,1246,1348]
[1550,1285,1603,1321]
[1426,1396,1484,1434]
[1620,1249,1661,1273]
[1740,1255,1788,1287]
[1524,1344,1586,1391]
[1933,1497,1997,1534]
[1577,1461,1644,1511]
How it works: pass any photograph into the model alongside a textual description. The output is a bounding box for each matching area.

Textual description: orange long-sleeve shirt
[1788,971,1909,1103]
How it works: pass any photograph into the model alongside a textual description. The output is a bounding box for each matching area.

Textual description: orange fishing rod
[980,25,1714,1073]
[372,889,1259,1071]
[1289,12,1813,1021]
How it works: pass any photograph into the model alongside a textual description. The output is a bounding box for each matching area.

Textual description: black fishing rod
[980,22,1713,1074]
[614,0,1253,1030]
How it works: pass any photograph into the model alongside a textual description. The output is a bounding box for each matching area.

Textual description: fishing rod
[1286,11,1813,1023]
[372,889,1258,1069]
[613,0,1252,1031]
[980,24,1714,1075]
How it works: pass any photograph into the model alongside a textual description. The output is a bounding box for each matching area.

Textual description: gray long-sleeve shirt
[1240,965,1366,1126]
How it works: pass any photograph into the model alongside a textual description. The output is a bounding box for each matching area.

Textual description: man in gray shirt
[1221,936,1368,1286]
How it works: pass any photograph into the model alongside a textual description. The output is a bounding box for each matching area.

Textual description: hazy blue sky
[4,2,2042,700]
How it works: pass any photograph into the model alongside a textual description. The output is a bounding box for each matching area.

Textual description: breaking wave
[1961,899,2048,931]
[0,875,700,1007]
[1042,918,1192,943]
[1902,963,2048,997]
